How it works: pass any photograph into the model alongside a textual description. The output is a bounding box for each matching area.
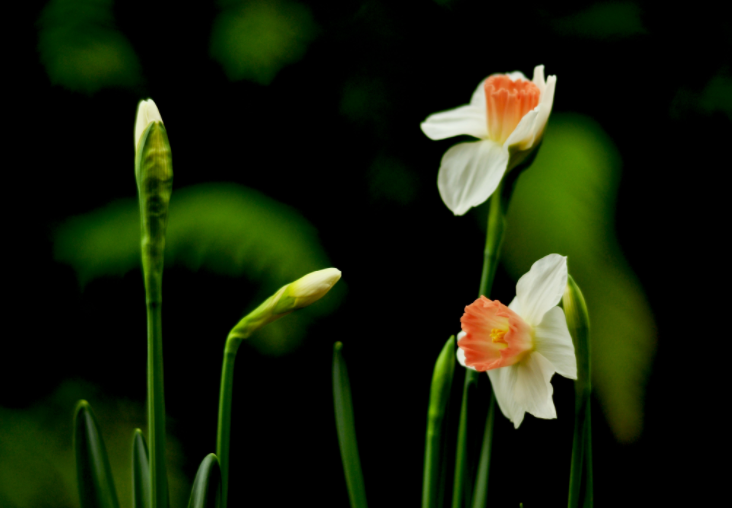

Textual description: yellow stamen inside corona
[490,328,508,348]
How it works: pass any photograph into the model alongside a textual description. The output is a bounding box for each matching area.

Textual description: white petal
[515,254,568,326]
[456,347,477,371]
[421,105,488,140]
[506,71,528,82]
[488,366,525,428]
[532,65,546,94]
[437,140,508,216]
[134,99,163,150]
[534,307,577,380]
[469,78,488,108]
[515,352,557,420]
[530,74,556,143]
[508,296,521,313]
[504,108,540,150]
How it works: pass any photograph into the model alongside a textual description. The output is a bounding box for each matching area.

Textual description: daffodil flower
[457,254,576,428]
[421,65,556,215]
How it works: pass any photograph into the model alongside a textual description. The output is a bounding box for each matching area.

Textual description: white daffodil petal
[532,65,546,94]
[506,71,528,82]
[515,352,557,420]
[508,296,521,314]
[421,105,488,140]
[437,140,508,216]
[456,347,477,371]
[515,254,568,326]
[530,74,556,144]
[470,78,488,109]
[534,306,577,380]
[504,108,540,151]
[488,365,525,428]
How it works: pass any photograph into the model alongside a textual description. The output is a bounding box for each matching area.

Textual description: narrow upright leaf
[188,454,222,508]
[423,336,456,508]
[132,429,151,508]
[333,342,368,508]
[564,275,593,508]
[74,400,120,508]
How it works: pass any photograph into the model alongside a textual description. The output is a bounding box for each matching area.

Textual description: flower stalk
[134,99,172,508]
[452,182,505,508]
[217,269,341,508]
[563,275,593,508]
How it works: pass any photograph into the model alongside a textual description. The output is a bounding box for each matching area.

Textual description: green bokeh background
[3,0,727,506]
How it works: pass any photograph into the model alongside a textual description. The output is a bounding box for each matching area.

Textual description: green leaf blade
[132,429,151,508]
[74,400,121,508]
[423,336,456,508]
[333,342,368,508]
[187,454,222,508]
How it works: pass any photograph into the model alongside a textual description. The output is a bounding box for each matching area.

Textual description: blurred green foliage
[672,70,732,120]
[0,382,187,508]
[54,183,343,356]
[38,0,142,94]
[551,1,646,39]
[500,113,656,442]
[210,0,318,84]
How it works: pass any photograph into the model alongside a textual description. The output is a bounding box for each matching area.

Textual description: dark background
[2,0,728,506]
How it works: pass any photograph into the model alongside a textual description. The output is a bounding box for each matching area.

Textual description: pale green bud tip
[134,99,163,151]
[285,267,342,310]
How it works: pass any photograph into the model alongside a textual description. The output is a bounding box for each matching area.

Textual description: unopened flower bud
[226,268,342,350]
[135,99,163,151]
[134,99,172,301]
[273,268,342,314]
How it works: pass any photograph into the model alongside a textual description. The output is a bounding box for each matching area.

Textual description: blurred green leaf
[187,454,221,508]
[210,0,318,84]
[551,2,646,39]
[0,381,188,508]
[131,430,151,508]
[54,183,343,355]
[38,0,142,94]
[74,401,120,508]
[500,113,656,442]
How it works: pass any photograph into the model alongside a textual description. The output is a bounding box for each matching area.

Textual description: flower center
[490,328,508,348]
[484,75,540,144]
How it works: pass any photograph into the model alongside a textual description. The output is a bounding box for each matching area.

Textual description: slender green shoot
[333,342,368,508]
[564,275,592,508]
[131,429,151,508]
[422,336,456,508]
[216,339,239,508]
[74,400,120,508]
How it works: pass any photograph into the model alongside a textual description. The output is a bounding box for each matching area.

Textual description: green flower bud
[226,268,341,350]
[134,99,172,302]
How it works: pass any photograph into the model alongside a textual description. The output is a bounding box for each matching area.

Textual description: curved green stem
[216,340,239,508]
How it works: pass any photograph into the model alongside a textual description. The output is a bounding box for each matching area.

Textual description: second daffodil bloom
[421,65,556,215]
[457,254,576,428]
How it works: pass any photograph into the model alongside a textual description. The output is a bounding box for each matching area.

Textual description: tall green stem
[452,183,506,508]
[146,298,168,508]
[217,341,239,508]
[135,117,173,508]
